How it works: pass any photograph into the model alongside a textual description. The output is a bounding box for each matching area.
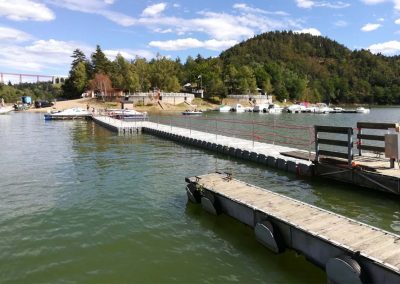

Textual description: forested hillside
[2,31,400,105]
[220,31,400,104]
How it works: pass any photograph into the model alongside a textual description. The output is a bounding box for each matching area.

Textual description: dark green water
[0,111,399,283]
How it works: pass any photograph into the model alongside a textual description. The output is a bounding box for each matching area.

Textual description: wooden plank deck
[189,172,400,277]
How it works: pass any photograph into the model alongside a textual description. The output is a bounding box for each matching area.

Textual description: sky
[1,0,400,80]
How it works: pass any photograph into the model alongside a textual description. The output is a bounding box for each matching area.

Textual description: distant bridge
[0,72,68,85]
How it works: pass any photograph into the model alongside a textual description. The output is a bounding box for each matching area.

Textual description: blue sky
[1,0,400,79]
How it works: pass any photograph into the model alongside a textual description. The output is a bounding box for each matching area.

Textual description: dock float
[92,115,313,176]
[185,172,400,283]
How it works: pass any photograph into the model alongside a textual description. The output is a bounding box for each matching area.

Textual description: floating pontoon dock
[92,115,400,195]
[92,115,314,175]
[185,172,400,284]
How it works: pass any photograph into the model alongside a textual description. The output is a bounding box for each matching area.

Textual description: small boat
[182,109,203,115]
[44,107,91,120]
[331,107,344,113]
[356,107,370,114]
[264,104,283,114]
[253,104,269,113]
[286,104,306,113]
[108,109,147,120]
[232,104,245,113]
[215,105,232,112]
[0,106,13,114]
[314,103,333,114]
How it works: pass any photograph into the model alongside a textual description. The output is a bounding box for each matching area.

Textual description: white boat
[182,109,202,115]
[216,105,232,112]
[0,106,13,114]
[331,107,344,113]
[356,107,370,114]
[232,104,245,113]
[44,107,91,120]
[108,109,147,119]
[286,104,306,113]
[314,103,333,114]
[264,104,283,114]
[253,104,269,113]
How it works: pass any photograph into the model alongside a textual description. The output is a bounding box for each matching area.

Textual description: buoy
[326,255,362,284]
[254,221,285,253]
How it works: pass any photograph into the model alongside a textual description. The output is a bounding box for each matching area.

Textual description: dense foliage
[0,81,62,103]
[2,31,400,104]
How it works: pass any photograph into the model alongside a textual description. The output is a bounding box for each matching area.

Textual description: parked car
[34,100,54,108]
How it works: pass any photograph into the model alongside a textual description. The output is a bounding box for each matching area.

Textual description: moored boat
[0,106,13,114]
[182,109,203,115]
[264,104,283,114]
[44,107,91,120]
[232,104,245,113]
[215,105,232,112]
[356,107,370,114]
[108,109,147,120]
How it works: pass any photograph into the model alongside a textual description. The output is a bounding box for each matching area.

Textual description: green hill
[219,31,400,104]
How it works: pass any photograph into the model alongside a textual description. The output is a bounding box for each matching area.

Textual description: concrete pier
[186,172,400,284]
[92,115,313,176]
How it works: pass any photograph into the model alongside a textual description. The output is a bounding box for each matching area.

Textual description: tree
[89,73,112,99]
[71,49,87,69]
[91,45,111,75]
[63,60,88,99]
[111,54,140,92]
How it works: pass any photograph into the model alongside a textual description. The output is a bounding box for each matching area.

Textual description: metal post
[348,128,353,167]
[190,116,191,136]
[358,127,362,156]
[315,126,319,163]
[252,119,255,148]
[273,117,276,145]
[215,119,217,141]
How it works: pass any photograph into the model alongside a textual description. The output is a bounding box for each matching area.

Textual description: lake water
[0,110,399,283]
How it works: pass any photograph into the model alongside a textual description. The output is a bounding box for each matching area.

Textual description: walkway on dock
[186,172,400,283]
[92,115,313,175]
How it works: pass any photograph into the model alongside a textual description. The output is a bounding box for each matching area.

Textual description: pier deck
[92,115,400,194]
[186,172,400,283]
[92,115,313,175]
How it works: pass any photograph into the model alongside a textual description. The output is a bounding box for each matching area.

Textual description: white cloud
[295,0,350,9]
[361,0,386,4]
[104,49,154,60]
[360,0,400,10]
[0,39,92,72]
[48,0,136,26]
[233,3,289,16]
[334,20,348,27]
[294,28,322,35]
[142,3,167,17]
[368,40,400,55]
[0,26,33,42]
[149,38,237,51]
[296,0,315,8]
[0,0,54,21]
[395,18,400,24]
[361,23,382,31]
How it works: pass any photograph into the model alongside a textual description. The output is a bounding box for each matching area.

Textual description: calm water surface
[0,110,399,283]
